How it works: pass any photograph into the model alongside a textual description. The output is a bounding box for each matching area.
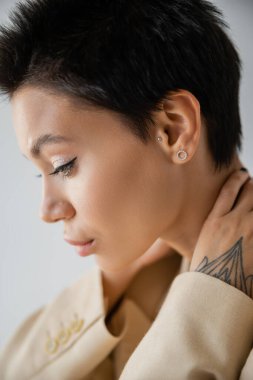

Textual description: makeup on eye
[35,157,77,179]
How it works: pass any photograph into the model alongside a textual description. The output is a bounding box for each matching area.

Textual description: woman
[0,0,253,379]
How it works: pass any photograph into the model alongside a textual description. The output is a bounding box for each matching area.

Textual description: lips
[64,237,95,257]
[74,240,95,257]
[64,237,94,246]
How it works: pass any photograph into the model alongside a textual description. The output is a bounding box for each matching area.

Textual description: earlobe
[157,89,201,165]
[157,136,189,162]
[176,148,189,161]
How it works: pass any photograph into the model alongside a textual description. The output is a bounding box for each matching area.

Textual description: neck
[161,154,246,261]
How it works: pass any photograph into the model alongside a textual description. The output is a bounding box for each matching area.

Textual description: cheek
[70,148,178,271]
[74,155,143,232]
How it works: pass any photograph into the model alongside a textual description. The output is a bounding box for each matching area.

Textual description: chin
[95,255,132,273]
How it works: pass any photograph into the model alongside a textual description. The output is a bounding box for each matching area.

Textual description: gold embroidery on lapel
[57,322,71,346]
[44,314,85,355]
[69,313,85,333]
[45,331,59,355]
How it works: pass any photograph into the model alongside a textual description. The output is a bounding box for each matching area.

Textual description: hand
[190,169,253,298]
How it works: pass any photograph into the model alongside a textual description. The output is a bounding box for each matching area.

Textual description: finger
[232,177,253,213]
[208,170,251,219]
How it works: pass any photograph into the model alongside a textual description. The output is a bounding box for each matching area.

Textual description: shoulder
[0,265,106,379]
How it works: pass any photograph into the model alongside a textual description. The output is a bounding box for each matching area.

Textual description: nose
[39,179,75,223]
[39,193,75,223]
[39,198,75,223]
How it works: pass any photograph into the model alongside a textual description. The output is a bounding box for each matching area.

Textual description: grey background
[0,0,252,347]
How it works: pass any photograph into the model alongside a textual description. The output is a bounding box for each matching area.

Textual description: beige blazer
[1,252,253,380]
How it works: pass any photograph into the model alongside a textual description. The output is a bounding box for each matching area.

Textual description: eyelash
[35,157,77,179]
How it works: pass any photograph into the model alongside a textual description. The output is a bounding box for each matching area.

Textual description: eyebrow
[22,134,70,159]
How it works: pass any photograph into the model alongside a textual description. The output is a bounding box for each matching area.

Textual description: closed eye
[35,157,77,179]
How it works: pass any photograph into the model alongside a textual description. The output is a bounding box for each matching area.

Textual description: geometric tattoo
[194,236,253,298]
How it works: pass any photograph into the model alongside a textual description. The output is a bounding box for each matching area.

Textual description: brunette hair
[0,0,242,170]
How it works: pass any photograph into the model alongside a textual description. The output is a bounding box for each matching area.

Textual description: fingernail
[240,167,248,172]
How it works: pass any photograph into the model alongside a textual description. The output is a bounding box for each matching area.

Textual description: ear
[154,89,201,165]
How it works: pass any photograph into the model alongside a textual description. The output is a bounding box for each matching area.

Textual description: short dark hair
[0,0,242,170]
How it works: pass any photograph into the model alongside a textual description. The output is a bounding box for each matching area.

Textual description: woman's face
[11,86,181,271]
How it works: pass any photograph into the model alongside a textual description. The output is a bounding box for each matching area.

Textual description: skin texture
[194,236,253,297]
[190,169,253,298]
[12,86,181,273]
[11,85,253,321]
[11,85,245,274]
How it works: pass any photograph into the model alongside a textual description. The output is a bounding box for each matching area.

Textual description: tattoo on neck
[194,236,253,298]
